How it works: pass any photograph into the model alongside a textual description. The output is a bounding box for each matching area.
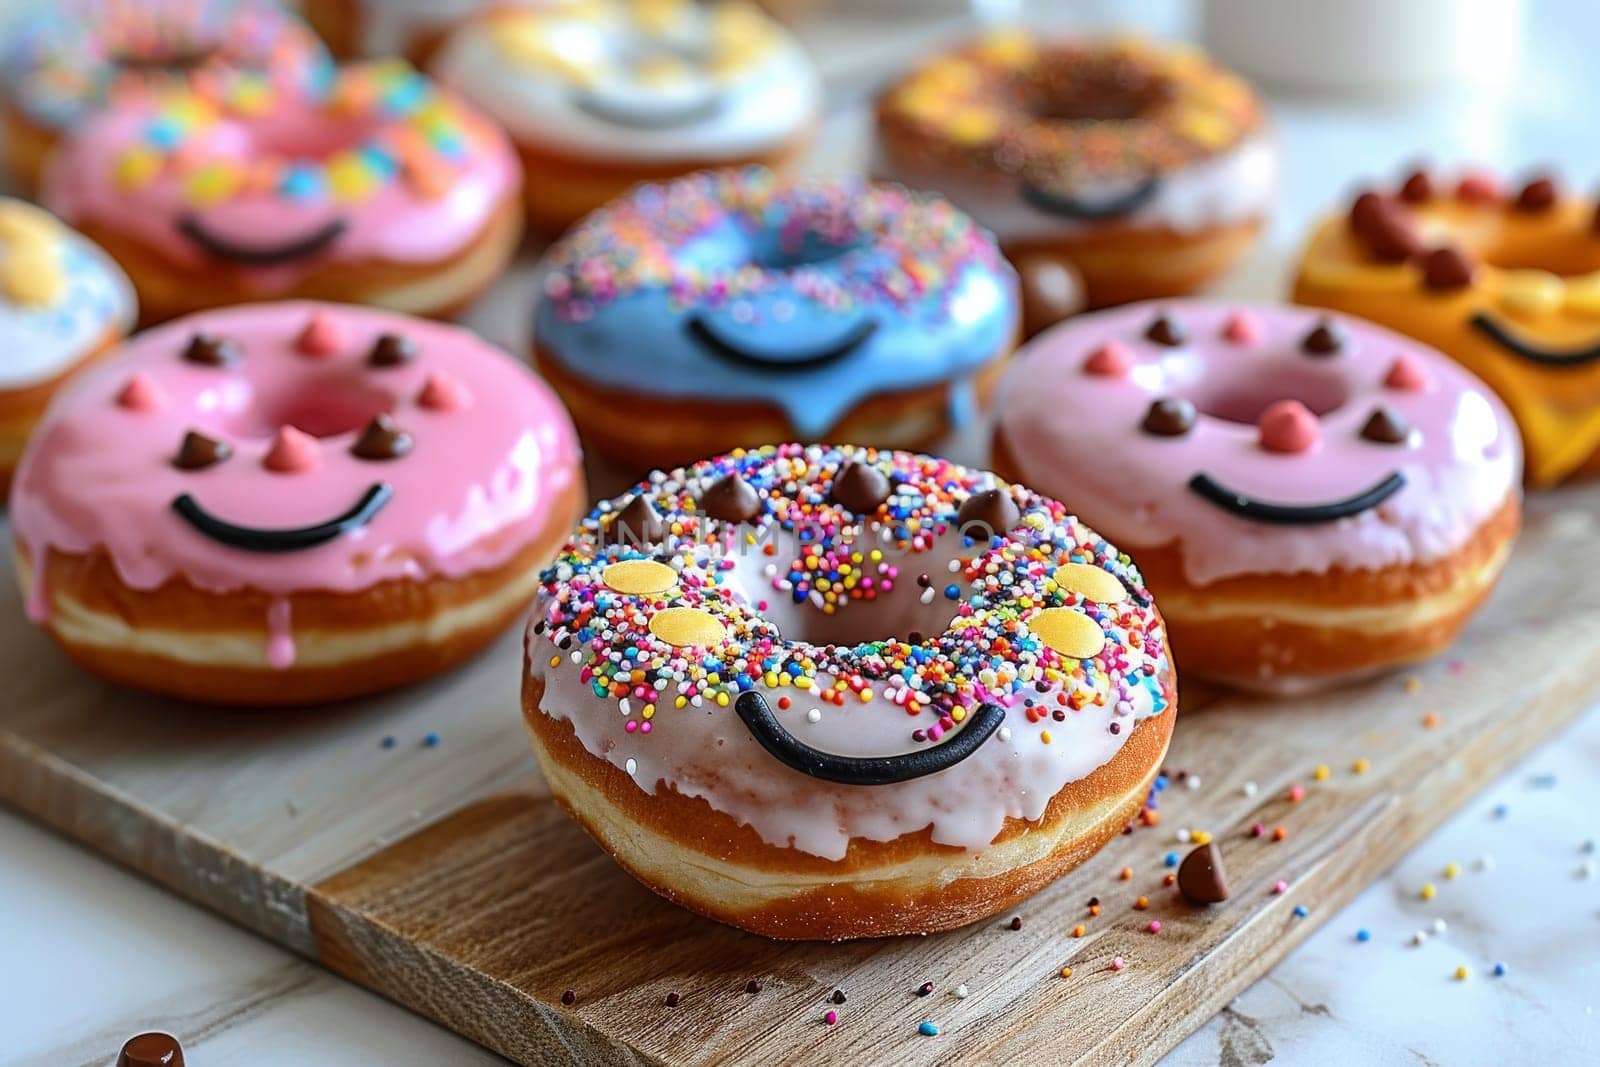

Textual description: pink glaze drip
[40,83,519,295]
[266,597,295,669]
[997,300,1521,585]
[11,302,582,620]
[115,373,165,412]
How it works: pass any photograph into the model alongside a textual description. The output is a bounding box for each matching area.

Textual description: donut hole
[1018,51,1173,123]
[220,374,394,440]
[1192,366,1349,426]
[245,109,388,164]
[730,540,964,650]
[1477,231,1600,278]
[745,222,863,272]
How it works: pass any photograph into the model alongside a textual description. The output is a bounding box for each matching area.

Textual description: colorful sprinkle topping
[531,444,1172,748]
[106,60,493,208]
[538,167,1008,322]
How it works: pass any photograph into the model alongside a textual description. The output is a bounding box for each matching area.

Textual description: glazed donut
[522,444,1176,939]
[11,301,583,706]
[994,300,1522,693]
[1,0,328,192]
[1294,167,1600,487]
[532,168,1020,470]
[433,1,822,233]
[305,0,506,65]
[42,61,522,325]
[875,31,1277,332]
[0,199,136,496]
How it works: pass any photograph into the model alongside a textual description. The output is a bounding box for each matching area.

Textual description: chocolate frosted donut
[522,444,1176,939]
[875,32,1277,330]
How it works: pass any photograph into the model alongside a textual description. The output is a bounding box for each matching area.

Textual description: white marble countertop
[5,2,1600,1064]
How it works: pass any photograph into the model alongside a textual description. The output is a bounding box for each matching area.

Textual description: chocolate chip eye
[1301,318,1345,356]
[350,415,413,460]
[1144,313,1185,347]
[173,430,232,470]
[1515,175,1557,212]
[1422,246,1475,290]
[1348,193,1423,263]
[1142,397,1196,436]
[368,333,417,367]
[183,333,240,367]
[1360,406,1412,444]
[1398,168,1434,203]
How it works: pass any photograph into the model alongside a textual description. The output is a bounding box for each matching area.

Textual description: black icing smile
[1470,313,1600,368]
[734,691,1005,785]
[571,87,725,129]
[688,313,878,370]
[178,215,349,267]
[1020,177,1161,222]
[172,483,392,552]
[1187,472,1406,525]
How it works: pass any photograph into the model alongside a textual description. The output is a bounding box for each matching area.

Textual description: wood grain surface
[5,481,1599,1065]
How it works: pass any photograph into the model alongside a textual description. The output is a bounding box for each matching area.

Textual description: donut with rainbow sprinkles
[42,60,522,324]
[522,443,1176,940]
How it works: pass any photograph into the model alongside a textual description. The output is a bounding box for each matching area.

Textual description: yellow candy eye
[1054,563,1129,604]
[602,559,678,595]
[649,607,727,648]
[1029,608,1107,660]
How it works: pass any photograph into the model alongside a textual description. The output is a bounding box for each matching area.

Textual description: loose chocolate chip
[182,333,239,367]
[700,473,762,523]
[1142,397,1197,436]
[831,989,848,1005]
[956,487,1020,540]
[561,989,576,1005]
[1422,246,1476,290]
[1144,313,1186,346]
[173,430,232,470]
[1515,175,1558,212]
[610,494,665,545]
[118,1032,185,1067]
[831,461,891,514]
[1398,169,1434,203]
[1177,842,1229,905]
[746,979,762,994]
[664,992,681,1007]
[1301,317,1345,356]
[350,414,413,460]
[368,333,417,367]
[916,981,935,996]
[1360,406,1412,444]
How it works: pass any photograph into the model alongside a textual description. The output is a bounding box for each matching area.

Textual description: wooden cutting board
[4,477,1599,1066]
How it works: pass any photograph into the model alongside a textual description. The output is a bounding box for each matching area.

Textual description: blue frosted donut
[532,168,1019,466]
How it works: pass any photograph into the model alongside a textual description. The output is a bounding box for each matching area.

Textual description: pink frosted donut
[10,301,583,705]
[42,61,522,325]
[995,299,1522,692]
